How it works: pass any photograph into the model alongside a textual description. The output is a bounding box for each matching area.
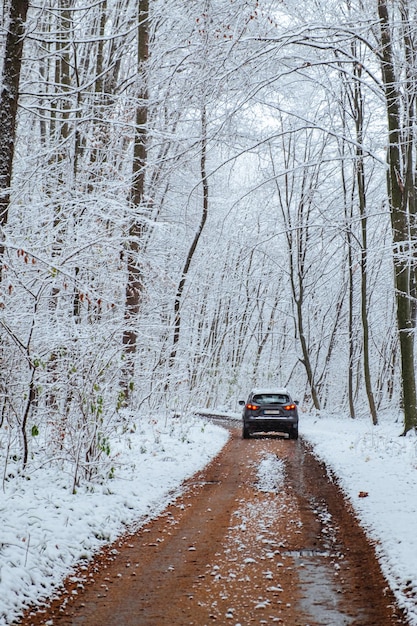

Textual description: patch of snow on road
[256,454,285,493]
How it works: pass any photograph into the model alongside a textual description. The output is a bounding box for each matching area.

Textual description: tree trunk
[122,0,149,394]
[296,290,321,410]
[399,0,417,327]
[0,0,29,262]
[378,0,417,433]
[167,106,209,378]
[353,60,378,425]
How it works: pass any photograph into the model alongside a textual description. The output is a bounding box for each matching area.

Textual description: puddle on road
[280,548,363,625]
[292,552,362,625]
[283,549,331,558]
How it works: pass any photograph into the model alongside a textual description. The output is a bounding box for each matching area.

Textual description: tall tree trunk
[378,0,417,433]
[295,288,321,410]
[122,0,149,394]
[347,229,357,418]
[353,60,378,425]
[54,0,72,144]
[167,106,209,378]
[400,0,417,327]
[338,68,357,418]
[0,0,29,263]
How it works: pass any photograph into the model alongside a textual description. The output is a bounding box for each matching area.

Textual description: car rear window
[253,394,289,405]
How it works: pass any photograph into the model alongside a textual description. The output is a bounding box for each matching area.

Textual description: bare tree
[167,105,209,378]
[122,0,149,394]
[377,0,417,433]
[351,48,378,425]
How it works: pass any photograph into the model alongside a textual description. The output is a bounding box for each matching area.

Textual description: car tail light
[246,403,260,411]
[284,403,296,411]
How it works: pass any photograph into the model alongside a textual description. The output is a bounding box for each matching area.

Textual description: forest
[1,0,417,484]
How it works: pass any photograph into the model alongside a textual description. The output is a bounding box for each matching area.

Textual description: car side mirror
[238,400,245,406]
[294,400,299,405]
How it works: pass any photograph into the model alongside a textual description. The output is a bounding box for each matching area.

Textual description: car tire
[242,425,250,439]
[290,428,298,440]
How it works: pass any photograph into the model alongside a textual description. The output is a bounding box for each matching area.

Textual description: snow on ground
[256,453,285,493]
[1,409,417,625]
[0,415,229,625]
[301,411,417,626]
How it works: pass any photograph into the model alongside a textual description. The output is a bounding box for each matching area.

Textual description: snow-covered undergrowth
[0,414,229,625]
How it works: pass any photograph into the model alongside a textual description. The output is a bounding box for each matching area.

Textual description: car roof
[250,388,289,396]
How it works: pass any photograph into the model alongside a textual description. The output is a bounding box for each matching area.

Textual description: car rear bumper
[244,418,298,433]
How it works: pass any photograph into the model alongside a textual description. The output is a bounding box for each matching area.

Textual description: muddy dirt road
[20,426,407,625]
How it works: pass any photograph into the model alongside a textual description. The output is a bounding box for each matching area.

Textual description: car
[239,388,299,439]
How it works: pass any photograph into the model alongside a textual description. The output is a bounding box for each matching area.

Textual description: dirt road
[20,425,407,625]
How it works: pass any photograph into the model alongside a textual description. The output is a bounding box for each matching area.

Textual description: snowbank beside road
[0,415,229,625]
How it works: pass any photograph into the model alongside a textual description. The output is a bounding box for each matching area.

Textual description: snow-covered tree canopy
[1,0,417,481]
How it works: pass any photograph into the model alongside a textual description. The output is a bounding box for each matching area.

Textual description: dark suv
[239,388,299,439]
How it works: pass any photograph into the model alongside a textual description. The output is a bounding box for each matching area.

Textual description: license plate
[264,410,281,415]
